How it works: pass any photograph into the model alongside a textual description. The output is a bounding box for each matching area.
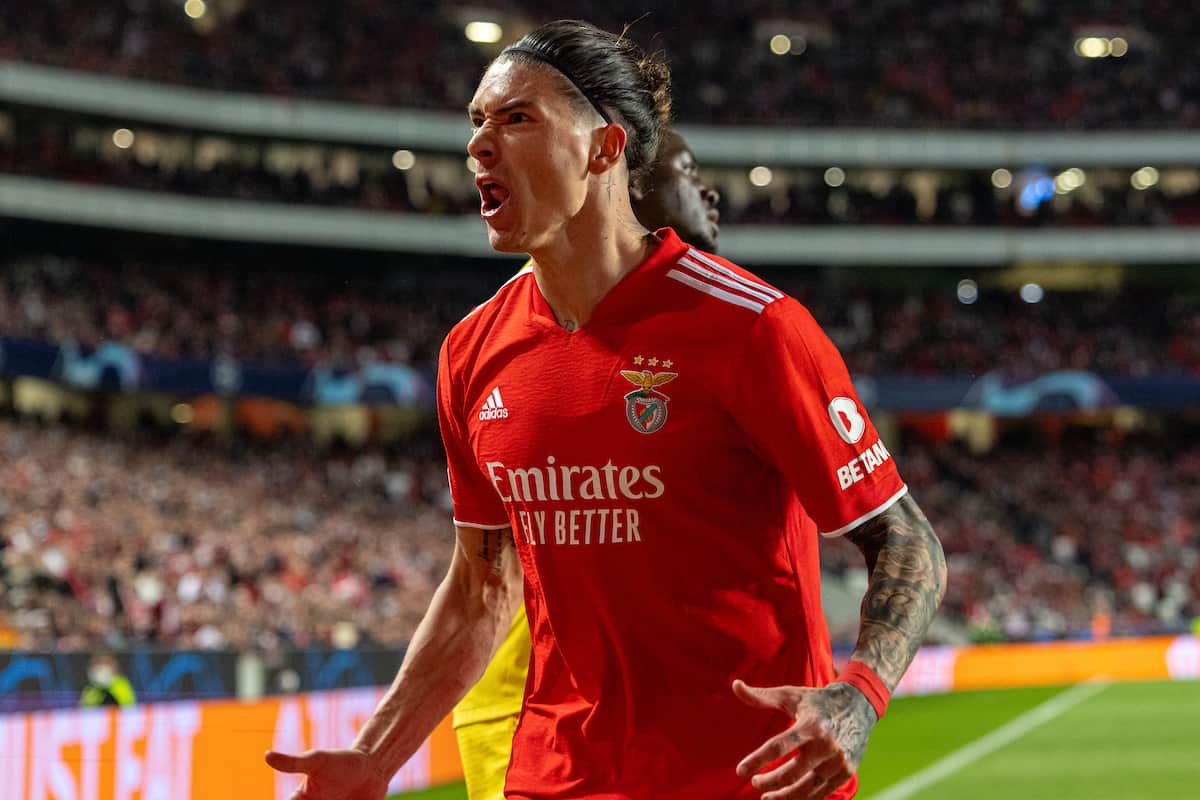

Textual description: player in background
[450,127,720,800]
[267,19,945,800]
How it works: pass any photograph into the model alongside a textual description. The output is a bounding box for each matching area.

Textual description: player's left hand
[732,679,877,800]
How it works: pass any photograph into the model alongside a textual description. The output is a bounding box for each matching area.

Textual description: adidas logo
[478,387,510,421]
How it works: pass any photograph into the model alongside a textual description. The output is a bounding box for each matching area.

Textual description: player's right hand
[265,747,390,800]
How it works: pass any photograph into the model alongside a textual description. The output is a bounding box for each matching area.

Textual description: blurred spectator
[79,652,136,707]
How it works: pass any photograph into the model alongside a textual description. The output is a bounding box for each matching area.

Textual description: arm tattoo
[810,682,875,768]
[844,494,947,690]
[477,530,509,577]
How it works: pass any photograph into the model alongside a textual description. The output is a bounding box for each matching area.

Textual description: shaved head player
[450,127,721,800]
[267,19,946,800]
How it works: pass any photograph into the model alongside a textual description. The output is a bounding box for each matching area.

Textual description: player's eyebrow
[467,99,536,119]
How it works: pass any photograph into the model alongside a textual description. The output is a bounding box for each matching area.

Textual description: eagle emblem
[620,369,677,434]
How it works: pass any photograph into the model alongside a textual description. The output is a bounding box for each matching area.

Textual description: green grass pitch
[392,679,1200,799]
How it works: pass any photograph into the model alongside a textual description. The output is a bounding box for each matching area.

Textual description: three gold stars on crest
[632,355,673,368]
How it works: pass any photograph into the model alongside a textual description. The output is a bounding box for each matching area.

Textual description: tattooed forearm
[844,494,947,689]
[477,530,509,577]
[812,682,875,766]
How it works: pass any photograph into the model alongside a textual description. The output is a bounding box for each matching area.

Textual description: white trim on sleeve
[819,484,909,538]
[452,518,512,530]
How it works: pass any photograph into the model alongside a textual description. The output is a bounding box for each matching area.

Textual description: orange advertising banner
[0,687,463,800]
[889,634,1200,697]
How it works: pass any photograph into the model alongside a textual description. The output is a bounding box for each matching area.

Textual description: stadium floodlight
[1020,283,1045,304]
[956,279,979,305]
[184,0,207,19]
[749,166,773,187]
[1110,37,1129,57]
[991,168,1013,189]
[824,166,845,187]
[465,21,503,44]
[769,35,792,56]
[392,149,416,170]
[1076,37,1111,58]
[112,128,134,149]
[1131,166,1159,190]
[1054,168,1086,194]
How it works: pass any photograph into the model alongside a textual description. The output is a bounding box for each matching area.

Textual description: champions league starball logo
[620,367,677,434]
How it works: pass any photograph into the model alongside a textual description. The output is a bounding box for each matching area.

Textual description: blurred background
[1,2,1198,799]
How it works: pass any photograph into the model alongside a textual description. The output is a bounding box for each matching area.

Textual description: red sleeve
[725,300,907,536]
[437,337,510,530]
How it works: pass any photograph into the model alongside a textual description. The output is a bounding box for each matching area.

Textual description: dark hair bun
[638,55,672,131]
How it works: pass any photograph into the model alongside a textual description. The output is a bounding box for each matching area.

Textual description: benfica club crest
[620,369,678,434]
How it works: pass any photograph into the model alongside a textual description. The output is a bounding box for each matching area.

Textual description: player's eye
[469,117,485,129]
[509,112,529,123]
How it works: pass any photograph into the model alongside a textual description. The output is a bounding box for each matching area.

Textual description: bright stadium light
[1131,166,1159,190]
[466,156,479,173]
[391,149,416,170]
[957,279,979,305]
[171,404,193,424]
[749,166,773,187]
[465,21,503,44]
[769,35,792,56]
[1020,283,1045,304]
[1076,37,1110,58]
[1110,37,1129,57]
[184,0,207,19]
[824,166,845,187]
[1054,168,1086,194]
[112,128,134,149]
[991,168,1013,189]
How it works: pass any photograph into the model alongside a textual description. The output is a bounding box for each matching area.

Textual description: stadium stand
[2,0,1195,128]
[0,417,450,652]
[2,253,1199,377]
[6,113,1200,226]
[820,426,1200,644]
[3,416,1197,653]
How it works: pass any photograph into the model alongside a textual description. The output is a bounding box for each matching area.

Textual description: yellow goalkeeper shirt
[452,604,531,727]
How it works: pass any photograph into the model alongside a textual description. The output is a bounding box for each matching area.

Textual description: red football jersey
[438,229,906,799]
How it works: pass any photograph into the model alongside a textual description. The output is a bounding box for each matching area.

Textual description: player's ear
[589,123,628,176]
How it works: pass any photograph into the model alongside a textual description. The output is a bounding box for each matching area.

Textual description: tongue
[490,185,510,203]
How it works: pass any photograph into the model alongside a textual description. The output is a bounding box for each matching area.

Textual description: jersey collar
[525,227,690,332]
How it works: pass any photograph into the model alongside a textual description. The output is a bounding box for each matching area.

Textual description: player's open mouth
[477,178,511,218]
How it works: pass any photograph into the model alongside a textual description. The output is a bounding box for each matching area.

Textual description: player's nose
[467,126,498,167]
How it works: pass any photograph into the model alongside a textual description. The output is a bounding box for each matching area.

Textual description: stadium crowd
[0,418,451,653]
[0,253,464,370]
[6,116,1197,227]
[2,417,1196,652]
[2,0,1193,129]
[3,253,1198,377]
[822,427,1200,643]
